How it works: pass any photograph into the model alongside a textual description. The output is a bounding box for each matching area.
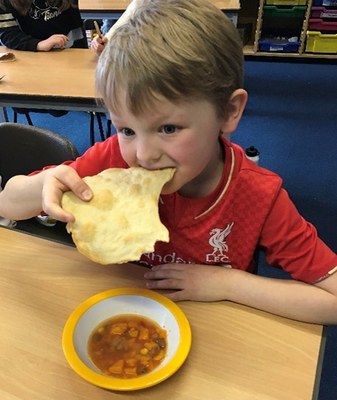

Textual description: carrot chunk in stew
[88,314,167,378]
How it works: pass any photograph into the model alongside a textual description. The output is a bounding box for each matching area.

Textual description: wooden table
[79,0,241,18]
[0,227,325,400]
[0,47,103,115]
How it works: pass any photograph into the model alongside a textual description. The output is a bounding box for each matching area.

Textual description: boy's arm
[0,173,46,220]
[145,185,337,324]
[223,267,337,324]
[145,263,337,324]
[0,165,92,222]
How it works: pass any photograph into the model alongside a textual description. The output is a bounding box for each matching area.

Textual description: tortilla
[61,167,175,265]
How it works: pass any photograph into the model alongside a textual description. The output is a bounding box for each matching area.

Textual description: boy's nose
[136,138,161,165]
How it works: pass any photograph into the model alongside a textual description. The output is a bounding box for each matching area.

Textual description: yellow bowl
[62,288,192,390]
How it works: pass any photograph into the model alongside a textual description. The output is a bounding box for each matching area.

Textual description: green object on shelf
[265,0,307,5]
[263,5,307,18]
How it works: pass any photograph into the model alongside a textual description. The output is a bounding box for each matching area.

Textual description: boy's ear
[220,89,248,135]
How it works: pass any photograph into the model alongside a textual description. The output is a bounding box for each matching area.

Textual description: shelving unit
[239,0,337,59]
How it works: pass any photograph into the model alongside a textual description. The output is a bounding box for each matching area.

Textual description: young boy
[1,0,337,324]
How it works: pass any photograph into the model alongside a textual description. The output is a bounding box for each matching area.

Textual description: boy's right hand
[42,165,93,223]
[37,34,69,51]
[90,35,108,55]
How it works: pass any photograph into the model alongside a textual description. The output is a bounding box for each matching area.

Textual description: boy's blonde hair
[96,0,244,118]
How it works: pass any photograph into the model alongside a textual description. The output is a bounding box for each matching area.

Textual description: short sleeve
[64,136,127,177]
[30,135,128,177]
[259,189,337,283]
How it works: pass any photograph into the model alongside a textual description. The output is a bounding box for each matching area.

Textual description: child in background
[90,0,139,55]
[0,1,87,123]
[1,0,337,324]
[0,0,87,51]
[0,0,88,221]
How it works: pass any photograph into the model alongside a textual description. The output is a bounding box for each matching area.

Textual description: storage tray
[311,6,337,18]
[306,30,337,52]
[263,5,307,18]
[259,37,301,52]
[312,0,337,6]
[265,0,307,4]
[309,18,337,30]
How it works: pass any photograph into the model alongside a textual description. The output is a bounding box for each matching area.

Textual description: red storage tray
[309,18,337,30]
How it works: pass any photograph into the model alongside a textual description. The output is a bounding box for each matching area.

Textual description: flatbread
[61,167,175,265]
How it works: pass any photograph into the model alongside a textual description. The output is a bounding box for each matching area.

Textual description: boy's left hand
[144,263,229,302]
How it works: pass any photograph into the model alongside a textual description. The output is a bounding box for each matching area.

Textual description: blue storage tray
[259,38,301,52]
[313,0,337,6]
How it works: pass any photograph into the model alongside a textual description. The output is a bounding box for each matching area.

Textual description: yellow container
[306,31,337,53]
[265,0,307,5]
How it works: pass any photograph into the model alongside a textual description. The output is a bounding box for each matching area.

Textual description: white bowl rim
[62,288,192,391]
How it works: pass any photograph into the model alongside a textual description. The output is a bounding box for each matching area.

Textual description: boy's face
[110,95,226,197]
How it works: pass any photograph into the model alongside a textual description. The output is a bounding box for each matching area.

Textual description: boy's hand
[37,34,69,51]
[41,165,92,223]
[144,263,229,302]
[90,35,108,55]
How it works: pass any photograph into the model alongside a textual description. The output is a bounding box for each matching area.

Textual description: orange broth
[88,314,167,378]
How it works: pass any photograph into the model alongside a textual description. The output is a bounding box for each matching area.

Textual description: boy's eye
[121,127,135,136]
[161,125,177,134]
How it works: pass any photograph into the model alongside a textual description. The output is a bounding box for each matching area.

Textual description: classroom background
[6,57,337,400]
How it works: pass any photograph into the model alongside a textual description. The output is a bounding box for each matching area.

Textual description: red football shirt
[60,135,337,284]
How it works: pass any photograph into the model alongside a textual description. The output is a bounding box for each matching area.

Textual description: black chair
[0,122,79,186]
[0,122,79,244]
